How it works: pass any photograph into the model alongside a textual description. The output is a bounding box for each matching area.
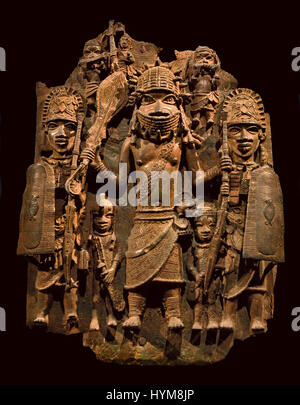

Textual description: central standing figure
[119,66,202,331]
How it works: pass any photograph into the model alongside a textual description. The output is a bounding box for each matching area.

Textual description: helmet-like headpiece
[42,86,84,125]
[136,66,179,96]
[221,88,266,131]
[194,202,217,225]
[135,67,181,141]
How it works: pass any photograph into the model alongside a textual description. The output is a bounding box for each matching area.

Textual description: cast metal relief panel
[17,20,284,365]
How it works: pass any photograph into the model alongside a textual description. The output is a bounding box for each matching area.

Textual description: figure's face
[139,91,179,117]
[46,119,77,156]
[119,36,129,49]
[83,44,102,60]
[93,206,114,234]
[228,123,261,161]
[194,50,215,66]
[195,215,215,242]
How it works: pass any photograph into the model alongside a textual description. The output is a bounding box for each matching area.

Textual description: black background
[0,1,299,387]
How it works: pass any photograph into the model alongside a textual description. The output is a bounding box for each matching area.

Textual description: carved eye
[247,125,260,134]
[65,122,76,132]
[229,126,241,135]
[208,219,215,227]
[47,122,58,130]
[141,95,155,104]
[163,95,176,104]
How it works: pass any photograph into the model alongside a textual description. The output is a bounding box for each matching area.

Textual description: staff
[203,112,230,294]
[63,111,85,289]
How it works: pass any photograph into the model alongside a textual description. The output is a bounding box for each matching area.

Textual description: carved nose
[58,125,67,137]
[155,100,163,113]
[149,100,169,117]
[240,128,248,140]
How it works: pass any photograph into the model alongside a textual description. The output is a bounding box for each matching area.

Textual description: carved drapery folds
[17,20,284,365]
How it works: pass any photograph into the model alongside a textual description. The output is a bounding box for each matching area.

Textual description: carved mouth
[238,142,253,152]
[149,111,170,117]
[98,222,109,228]
[55,138,68,147]
[200,232,211,239]
[137,110,180,139]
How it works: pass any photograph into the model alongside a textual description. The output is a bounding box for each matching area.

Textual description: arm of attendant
[186,247,198,280]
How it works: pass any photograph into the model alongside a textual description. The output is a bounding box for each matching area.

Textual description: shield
[17,162,55,255]
[242,166,284,263]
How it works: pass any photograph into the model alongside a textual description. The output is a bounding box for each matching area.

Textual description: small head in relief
[193,205,217,243]
[42,87,84,158]
[222,88,266,164]
[134,66,181,142]
[80,38,103,68]
[193,46,220,70]
[93,205,114,235]
[92,195,115,235]
[118,34,132,50]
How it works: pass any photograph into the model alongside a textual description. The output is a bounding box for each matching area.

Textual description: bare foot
[251,319,266,334]
[168,317,184,330]
[107,314,117,327]
[220,317,234,331]
[89,316,100,331]
[192,321,203,331]
[33,315,48,328]
[122,316,141,329]
[207,320,219,331]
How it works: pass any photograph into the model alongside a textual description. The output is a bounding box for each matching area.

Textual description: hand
[190,131,204,149]
[111,60,119,72]
[220,155,233,172]
[102,268,116,284]
[90,150,104,172]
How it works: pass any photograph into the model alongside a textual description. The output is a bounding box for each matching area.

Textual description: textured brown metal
[243,166,284,262]
[17,21,284,365]
[17,163,55,255]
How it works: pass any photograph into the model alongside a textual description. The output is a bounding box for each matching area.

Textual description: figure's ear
[40,127,52,153]
[259,129,266,142]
